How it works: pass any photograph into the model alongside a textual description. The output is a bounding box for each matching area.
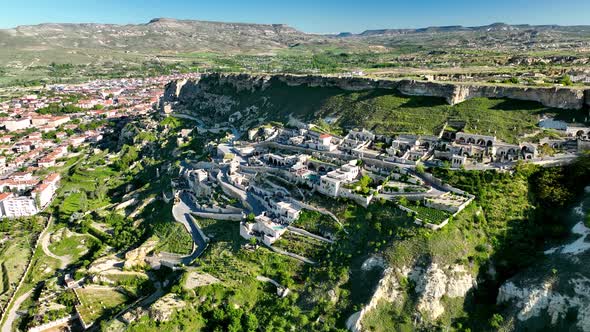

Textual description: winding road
[168,191,209,265]
[1,290,31,332]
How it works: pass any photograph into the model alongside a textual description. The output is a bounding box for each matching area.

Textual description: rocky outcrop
[410,263,476,321]
[163,73,590,110]
[346,266,409,332]
[498,276,590,332]
[124,237,158,269]
[347,262,476,332]
[149,294,187,322]
[446,84,588,110]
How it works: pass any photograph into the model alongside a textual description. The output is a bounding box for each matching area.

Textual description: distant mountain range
[1,18,590,66]
[336,22,590,37]
[0,18,317,53]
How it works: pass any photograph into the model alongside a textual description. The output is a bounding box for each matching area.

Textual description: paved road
[287,226,334,244]
[256,275,284,289]
[170,191,209,265]
[246,192,266,215]
[269,245,316,265]
[462,154,577,171]
[171,113,206,128]
[1,290,32,332]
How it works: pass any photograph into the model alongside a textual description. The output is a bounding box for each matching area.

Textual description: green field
[48,231,96,261]
[0,236,33,305]
[399,202,451,225]
[155,222,194,255]
[76,287,129,324]
[141,200,194,255]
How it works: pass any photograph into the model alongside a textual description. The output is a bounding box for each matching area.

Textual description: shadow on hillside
[354,89,395,102]
[456,194,577,330]
[353,88,448,108]
[401,96,447,109]
[489,98,550,111]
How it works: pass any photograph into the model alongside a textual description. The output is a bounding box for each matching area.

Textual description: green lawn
[293,210,342,238]
[141,200,194,255]
[0,235,33,305]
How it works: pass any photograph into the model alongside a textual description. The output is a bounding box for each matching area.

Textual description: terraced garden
[273,232,330,261]
[195,218,304,295]
[293,210,342,238]
[48,230,97,261]
[399,201,451,225]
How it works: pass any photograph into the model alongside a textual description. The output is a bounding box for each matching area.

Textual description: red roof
[32,182,51,193]
[45,173,61,183]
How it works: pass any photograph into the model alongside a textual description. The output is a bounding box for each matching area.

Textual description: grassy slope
[195,79,587,143]
[361,164,556,331]
[363,157,590,332]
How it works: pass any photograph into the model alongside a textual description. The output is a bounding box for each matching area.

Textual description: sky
[1,0,589,33]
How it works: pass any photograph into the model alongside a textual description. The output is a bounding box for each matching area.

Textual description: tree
[415,162,425,174]
[560,75,573,86]
[533,168,572,208]
[247,212,256,222]
[78,191,88,212]
[57,290,78,307]
[114,144,139,171]
[243,313,259,332]
[357,175,372,194]
[94,182,108,202]
[398,196,409,206]
[489,313,504,329]
[503,77,519,84]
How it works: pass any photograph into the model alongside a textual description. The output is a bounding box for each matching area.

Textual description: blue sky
[1,0,589,33]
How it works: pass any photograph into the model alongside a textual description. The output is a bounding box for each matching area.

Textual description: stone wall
[192,211,243,221]
[163,73,590,110]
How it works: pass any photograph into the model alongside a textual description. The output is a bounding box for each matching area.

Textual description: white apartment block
[240,214,287,246]
[4,118,32,132]
[318,160,360,197]
[1,196,38,218]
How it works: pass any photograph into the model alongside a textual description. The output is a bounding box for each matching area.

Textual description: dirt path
[40,231,71,269]
[1,290,31,332]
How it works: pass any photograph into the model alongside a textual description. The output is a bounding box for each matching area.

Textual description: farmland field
[76,287,129,324]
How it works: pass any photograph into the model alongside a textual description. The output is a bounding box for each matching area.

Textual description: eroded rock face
[497,276,590,332]
[347,266,410,332]
[410,263,476,321]
[163,73,590,111]
[348,263,476,331]
[124,237,158,269]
